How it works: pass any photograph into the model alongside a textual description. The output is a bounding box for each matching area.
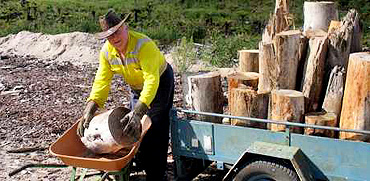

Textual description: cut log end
[272,89,304,97]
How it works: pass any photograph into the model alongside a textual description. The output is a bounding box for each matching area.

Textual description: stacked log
[238,50,259,73]
[229,88,268,128]
[258,42,275,94]
[258,30,303,94]
[305,112,337,138]
[303,1,338,32]
[349,10,362,53]
[339,52,370,142]
[227,71,259,93]
[301,36,329,112]
[187,72,224,123]
[270,89,305,133]
[322,66,345,121]
[327,9,358,69]
[262,0,289,43]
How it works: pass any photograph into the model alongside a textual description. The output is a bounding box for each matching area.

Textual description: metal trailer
[171,109,370,181]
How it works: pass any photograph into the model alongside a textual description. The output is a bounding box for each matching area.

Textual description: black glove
[121,100,148,143]
[77,101,98,137]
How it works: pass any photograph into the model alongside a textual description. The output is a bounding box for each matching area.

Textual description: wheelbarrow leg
[78,168,88,181]
[112,166,130,181]
[97,165,129,181]
[70,167,77,181]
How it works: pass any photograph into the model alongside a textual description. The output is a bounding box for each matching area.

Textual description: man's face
[107,25,128,52]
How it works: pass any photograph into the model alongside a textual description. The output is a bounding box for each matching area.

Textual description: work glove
[121,100,148,143]
[77,101,98,137]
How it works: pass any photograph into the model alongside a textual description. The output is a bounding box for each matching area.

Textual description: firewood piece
[339,52,370,141]
[227,71,259,94]
[303,1,338,32]
[305,112,337,138]
[295,35,309,91]
[258,30,303,94]
[238,50,259,73]
[270,89,305,133]
[258,42,275,94]
[322,66,345,121]
[187,72,224,123]
[229,88,268,128]
[301,36,329,112]
[262,0,289,43]
[327,9,358,69]
[349,10,362,53]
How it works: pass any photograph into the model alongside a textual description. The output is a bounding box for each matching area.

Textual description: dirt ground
[0,31,226,180]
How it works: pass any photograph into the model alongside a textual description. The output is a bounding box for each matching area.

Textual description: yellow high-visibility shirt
[87,30,166,108]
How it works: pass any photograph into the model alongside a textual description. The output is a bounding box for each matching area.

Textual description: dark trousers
[131,64,174,180]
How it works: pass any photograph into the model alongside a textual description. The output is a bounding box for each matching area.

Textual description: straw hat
[95,9,131,39]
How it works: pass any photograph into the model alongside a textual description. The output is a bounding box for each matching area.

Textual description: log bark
[270,89,305,133]
[301,36,329,112]
[262,0,290,43]
[258,42,276,94]
[305,112,337,138]
[295,35,309,90]
[322,66,345,121]
[238,50,259,73]
[187,72,224,123]
[339,52,370,141]
[259,30,303,94]
[350,10,362,53]
[327,10,357,70]
[303,1,338,32]
[229,87,268,128]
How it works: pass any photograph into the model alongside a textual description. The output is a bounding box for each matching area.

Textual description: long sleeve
[87,48,114,108]
[137,41,163,107]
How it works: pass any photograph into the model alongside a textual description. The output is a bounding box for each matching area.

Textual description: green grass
[0,0,369,67]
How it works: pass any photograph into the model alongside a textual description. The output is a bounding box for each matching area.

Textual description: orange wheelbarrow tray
[49,115,152,172]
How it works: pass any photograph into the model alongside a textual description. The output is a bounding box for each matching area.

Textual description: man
[77,9,174,180]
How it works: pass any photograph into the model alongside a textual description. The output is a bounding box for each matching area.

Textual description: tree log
[327,10,357,70]
[301,36,329,112]
[303,1,338,32]
[258,42,276,94]
[305,112,337,138]
[259,31,303,94]
[295,35,309,90]
[270,89,305,133]
[350,10,362,53]
[238,50,259,73]
[262,0,289,43]
[229,87,268,128]
[322,66,345,122]
[340,52,370,141]
[187,72,224,123]
[227,71,259,93]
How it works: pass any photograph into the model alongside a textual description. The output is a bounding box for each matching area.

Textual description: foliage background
[0,0,369,67]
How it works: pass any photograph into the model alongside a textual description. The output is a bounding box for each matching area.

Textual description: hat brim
[95,20,125,39]
[95,13,131,40]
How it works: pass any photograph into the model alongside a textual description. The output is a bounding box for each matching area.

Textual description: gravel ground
[0,54,225,181]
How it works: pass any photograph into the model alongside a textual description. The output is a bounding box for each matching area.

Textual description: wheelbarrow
[9,107,152,181]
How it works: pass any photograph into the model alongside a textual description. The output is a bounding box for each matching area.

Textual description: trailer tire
[233,160,298,181]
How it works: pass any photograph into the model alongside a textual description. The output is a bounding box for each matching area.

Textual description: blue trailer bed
[171,109,370,181]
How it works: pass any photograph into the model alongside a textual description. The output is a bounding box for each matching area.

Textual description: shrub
[200,32,260,68]
[171,37,197,73]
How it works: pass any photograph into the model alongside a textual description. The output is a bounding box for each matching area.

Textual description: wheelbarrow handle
[8,163,68,177]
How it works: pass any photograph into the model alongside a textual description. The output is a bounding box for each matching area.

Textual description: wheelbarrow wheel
[233,159,298,181]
